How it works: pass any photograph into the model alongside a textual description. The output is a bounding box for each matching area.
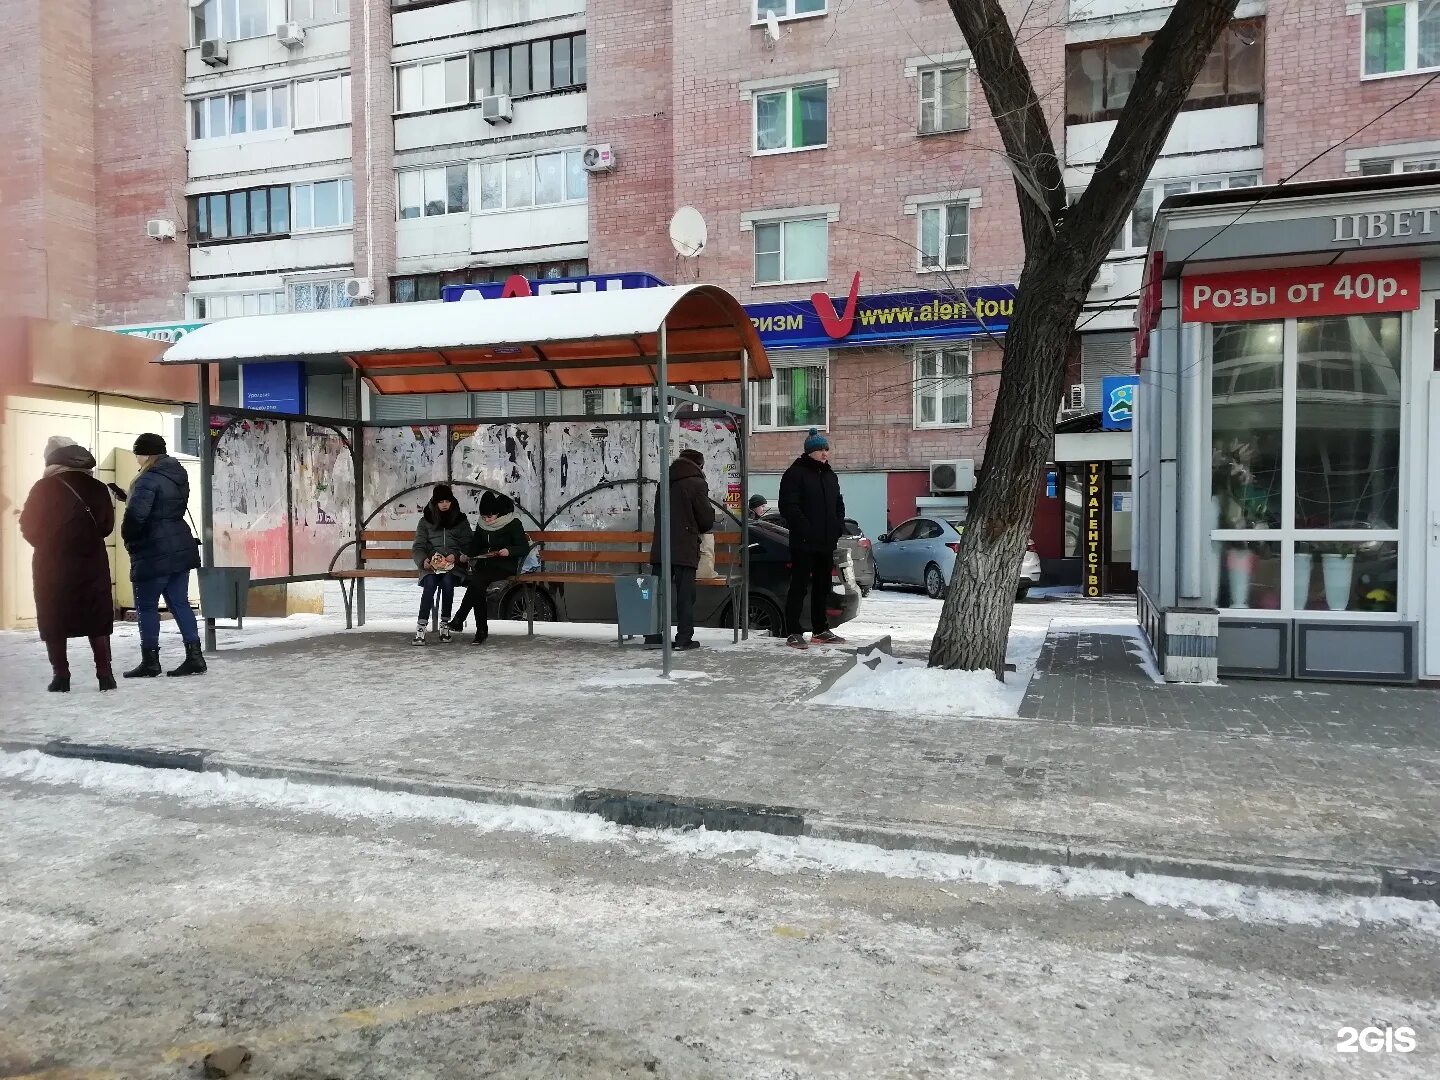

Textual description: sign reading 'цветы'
[1181,260,1420,323]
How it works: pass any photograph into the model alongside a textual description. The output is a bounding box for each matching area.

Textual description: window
[917,202,970,270]
[189,85,290,141]
[473,33,586,99]
[292,179,353,230]
[1363,1,1440,75]
[754,357,827,430]
[1066,19,1264,124]
[290,0,348,19]
[293,74,351,129]
[1110,173,1258,254]
[918,65,968,134]
[477,151,586,211]
[754,83,828,153]
[753,217,827,284]
[390,261,588,302]
[914,345,972,427]
[1209,316,1403,613]
[193,0,271,44]
[188,185,290,243]
[888,520,920,542]
[755,0,826,19]
[394,56,469,113]
[190,290,286,319]
[397,164,469,219]
[289,279,352,312]
[1359,154,1440,173]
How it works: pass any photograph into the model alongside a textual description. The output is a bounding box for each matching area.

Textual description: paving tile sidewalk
[2,614,1436,879]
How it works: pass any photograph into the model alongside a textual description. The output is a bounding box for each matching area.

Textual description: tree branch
[945,0,1066,249]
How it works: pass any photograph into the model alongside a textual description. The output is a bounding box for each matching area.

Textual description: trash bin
[614,573,659,636]
[198,566,251,620]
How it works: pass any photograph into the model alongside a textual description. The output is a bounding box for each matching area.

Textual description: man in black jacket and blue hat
[778,428,847,650]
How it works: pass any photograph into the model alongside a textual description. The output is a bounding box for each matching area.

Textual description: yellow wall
[2,388,195,631]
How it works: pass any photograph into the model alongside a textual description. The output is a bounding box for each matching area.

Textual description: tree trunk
[928,259,1084,672]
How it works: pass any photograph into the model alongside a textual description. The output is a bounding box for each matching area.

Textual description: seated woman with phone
[448,490,530,646]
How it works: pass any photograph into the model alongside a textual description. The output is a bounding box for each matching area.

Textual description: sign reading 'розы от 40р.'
[1181,260,1421,323]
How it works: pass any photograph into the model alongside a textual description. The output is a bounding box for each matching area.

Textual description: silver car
[873,517,1042,600]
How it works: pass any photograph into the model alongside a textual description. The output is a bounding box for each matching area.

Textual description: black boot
[167,642,208,677]
[471,616,489,646]
[123,648,162,679]
[47,673,70,693]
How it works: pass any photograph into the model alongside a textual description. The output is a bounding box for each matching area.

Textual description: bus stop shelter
[159,284,771,675]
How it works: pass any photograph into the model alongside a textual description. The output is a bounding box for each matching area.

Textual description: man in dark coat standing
[778,428,846,649]
[121,433,205,679]
[647,448,715,650]
[20,436,118,692]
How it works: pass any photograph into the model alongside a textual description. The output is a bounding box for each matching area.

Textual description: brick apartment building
[3,0,1437,558]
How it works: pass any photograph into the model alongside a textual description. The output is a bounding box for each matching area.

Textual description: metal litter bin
[198,566,251,621]
[614,573,659,637]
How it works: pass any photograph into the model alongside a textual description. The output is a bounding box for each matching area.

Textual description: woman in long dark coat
[19,436,118,692]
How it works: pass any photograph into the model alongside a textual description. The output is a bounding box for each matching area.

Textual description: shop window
[1209,315,1403,613]
[1066,19,1264,124]
[754,357,827,430]
[1362,1,1440,77]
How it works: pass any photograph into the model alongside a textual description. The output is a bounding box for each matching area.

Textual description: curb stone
[5,738,1435,904]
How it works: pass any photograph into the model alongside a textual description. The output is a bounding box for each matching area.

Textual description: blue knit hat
[803,428,829,454]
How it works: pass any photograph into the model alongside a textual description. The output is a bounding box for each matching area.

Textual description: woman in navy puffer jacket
[121,433,205,679]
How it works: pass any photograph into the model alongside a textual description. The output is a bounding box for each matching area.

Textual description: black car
[479,519,862,637]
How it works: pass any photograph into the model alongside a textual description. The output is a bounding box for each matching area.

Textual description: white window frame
[913,344,973,429]
[752,82,829,155]
[1360,153,1440,174]
[752,0,827,23]
[189,289,287,320]
[192,0,272,45]
[751,216,829,286]
[917,63,970,135]
[291,179,354,232]
[1109,172,1260,255]
[289,0,348,22]
[287,277,352,312]
[914,200,972,272]
[476,150,587,213]
[751,355,830,432]
[393,56,471,114]
[188,85,290,142]
[1359,0,1440,78]
[396,163,470,220]
[293,73,351,130]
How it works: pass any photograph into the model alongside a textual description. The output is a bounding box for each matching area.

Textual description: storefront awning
[158,284,771,394]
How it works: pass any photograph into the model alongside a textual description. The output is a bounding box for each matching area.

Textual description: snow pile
[5,749,1438,935]
[813,626,1047,719]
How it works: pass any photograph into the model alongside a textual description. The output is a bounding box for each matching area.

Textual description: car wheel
[924,563,946,600]
[503,585,556,621]
[745,595,785,637]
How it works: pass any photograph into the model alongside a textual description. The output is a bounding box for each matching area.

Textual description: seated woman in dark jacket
[448,490,530,646]
[411,484,473,646]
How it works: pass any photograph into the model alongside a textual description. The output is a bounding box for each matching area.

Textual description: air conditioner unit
[929,458,976,495]
[277,22,306,48]
[200,39,228,67]
[1092,263,1116,290]
[146,218,177,241]
[1068,383,1086,410]
[582,144,616,173]
[344,277,375,303]
[480,94,513,124]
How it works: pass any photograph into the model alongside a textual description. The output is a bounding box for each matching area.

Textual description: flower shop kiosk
[1134,173,1440,683]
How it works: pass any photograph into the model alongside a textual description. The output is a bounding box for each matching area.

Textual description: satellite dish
[669,206,707,257]
[764,10,781,42]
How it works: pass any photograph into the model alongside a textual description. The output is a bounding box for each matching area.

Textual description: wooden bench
[330,528,744,637]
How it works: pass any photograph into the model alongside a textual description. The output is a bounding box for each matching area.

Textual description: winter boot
[785,634,809,651]
[123,648,163,679]
[47,673,71,693]
[471,617,489,646]
[412,624,428,646]
[91,635,116,690]
[167,642,208,677]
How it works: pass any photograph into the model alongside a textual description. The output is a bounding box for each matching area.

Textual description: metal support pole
[351,372,366,625]
[198,364,217,654]
[657,323,673,679]
[740,349,751,641]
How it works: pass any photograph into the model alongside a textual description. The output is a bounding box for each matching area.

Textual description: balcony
[1067,103,1261,166]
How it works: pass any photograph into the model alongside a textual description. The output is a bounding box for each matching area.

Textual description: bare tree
[928,0,1240,671]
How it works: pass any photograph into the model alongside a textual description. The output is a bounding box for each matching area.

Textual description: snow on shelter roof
[158,284,772,395]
